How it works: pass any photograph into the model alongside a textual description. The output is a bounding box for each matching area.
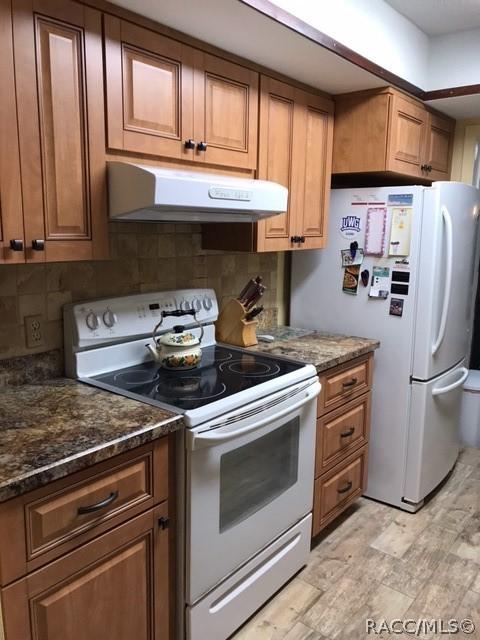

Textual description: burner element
[213,347,234,363]
[113,369,159,387]
[155,377,227,402]
[223,359,281,377]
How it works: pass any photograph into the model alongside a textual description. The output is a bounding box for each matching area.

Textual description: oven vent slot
[207,381,313,429]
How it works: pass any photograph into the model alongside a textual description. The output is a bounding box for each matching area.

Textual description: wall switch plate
[25,314,45,348]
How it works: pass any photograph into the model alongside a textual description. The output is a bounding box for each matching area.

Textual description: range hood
[107,162,288,223]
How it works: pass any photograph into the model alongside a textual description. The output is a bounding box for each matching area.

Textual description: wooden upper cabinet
[104,16,195,161]
[12,0,108,263]
[387,93,427,178]
[333,87,454,182]
[424,112,455,181]
[256,78,296,251]
[0,0,25,263]
[193,52,259,169]
[1,505,170,640]
[256,77,333,252]
[294,91,333,249]
[104,19,258,170]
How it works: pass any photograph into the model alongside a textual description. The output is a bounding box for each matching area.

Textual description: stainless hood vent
[107,162,288,223]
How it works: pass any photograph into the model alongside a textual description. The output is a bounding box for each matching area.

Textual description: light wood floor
[232,448,480,640]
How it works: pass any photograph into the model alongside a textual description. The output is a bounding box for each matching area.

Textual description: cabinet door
[104,16,194,162]
[193,52,258,169]
[386,93,427,178]
[1,505,170,640]
[256,77,295,251]
[292,89,333,250]
[424,112,454,181]
[13,0,108,263]
[0,0,25,263]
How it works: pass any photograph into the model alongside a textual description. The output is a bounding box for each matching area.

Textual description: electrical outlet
[25,314,45,348]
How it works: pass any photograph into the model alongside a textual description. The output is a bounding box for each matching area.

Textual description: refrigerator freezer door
[404,361,466,505]
[412,183,480,380]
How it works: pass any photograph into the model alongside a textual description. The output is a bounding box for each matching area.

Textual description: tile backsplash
[0,223,281,361]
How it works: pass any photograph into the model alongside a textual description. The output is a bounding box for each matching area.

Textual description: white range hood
[107,162,288,223]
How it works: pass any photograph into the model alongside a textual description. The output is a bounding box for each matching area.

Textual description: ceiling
[385,0,480,36]
[425,93,480,119]
[109,0,386,94]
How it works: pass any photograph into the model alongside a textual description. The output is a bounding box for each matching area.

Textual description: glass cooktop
[92,345,303,411]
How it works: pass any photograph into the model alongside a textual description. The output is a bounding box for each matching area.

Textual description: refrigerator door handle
[431,367,468,396]
[432,205,453,356]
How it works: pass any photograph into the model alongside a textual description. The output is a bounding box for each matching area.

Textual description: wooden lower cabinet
[312,354,373,538]
[0,437,173,640]
[2,504,170,640]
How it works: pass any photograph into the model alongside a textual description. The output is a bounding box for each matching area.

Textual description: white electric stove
[64,289,320,640]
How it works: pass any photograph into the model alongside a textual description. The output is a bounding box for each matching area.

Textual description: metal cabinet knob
[9,239,23,251]
[290,235,301,243]
[300,236,306,243]
[184,139,196,149]
[197,141,208,152]
[32,239,45,251]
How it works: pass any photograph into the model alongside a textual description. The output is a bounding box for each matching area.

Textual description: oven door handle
[190,383,320,448]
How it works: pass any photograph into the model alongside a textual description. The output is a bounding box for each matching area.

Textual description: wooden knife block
[215,299,258,347]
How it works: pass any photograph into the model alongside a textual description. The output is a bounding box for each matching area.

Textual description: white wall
[271,0,429,88]
[271,0,480,92]
[427,28,480,90]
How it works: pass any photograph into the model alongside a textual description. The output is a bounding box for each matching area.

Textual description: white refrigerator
[291,183,480,511]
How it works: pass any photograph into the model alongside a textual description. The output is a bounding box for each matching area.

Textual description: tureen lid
[158,325,200,347]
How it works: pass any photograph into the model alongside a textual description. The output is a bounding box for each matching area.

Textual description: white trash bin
[459,370,480,447]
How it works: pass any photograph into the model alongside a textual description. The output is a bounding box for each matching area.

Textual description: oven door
[185,378,320,604]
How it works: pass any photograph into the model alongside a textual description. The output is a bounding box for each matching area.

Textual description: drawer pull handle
[342,377,358,389]
[337,481,353,494]
[340,427,355,438]
[77,490,119,515]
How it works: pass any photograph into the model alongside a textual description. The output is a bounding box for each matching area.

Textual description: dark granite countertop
[0,379,182,503]
[0,326,377,503]
[250,326,379,372]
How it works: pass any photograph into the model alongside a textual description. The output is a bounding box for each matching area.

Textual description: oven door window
[219,417,300,533]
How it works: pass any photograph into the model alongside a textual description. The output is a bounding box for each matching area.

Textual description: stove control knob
[86,311,99,331]
[181,300,191,311]
[103,309,117,328]
[193,298,202,312]
[203,297,213,311]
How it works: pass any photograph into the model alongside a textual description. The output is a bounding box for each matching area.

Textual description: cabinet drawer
[318,355,372,415]
[315,393,370,476]
[26,453,157,559]
[313,445,368,536]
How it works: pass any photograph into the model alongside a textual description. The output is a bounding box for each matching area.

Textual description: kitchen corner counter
[250,326,380,372]
[0,379,183,503]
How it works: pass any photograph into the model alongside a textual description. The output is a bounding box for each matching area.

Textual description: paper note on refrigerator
[388,207,412,256]
[365,207,387,256]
